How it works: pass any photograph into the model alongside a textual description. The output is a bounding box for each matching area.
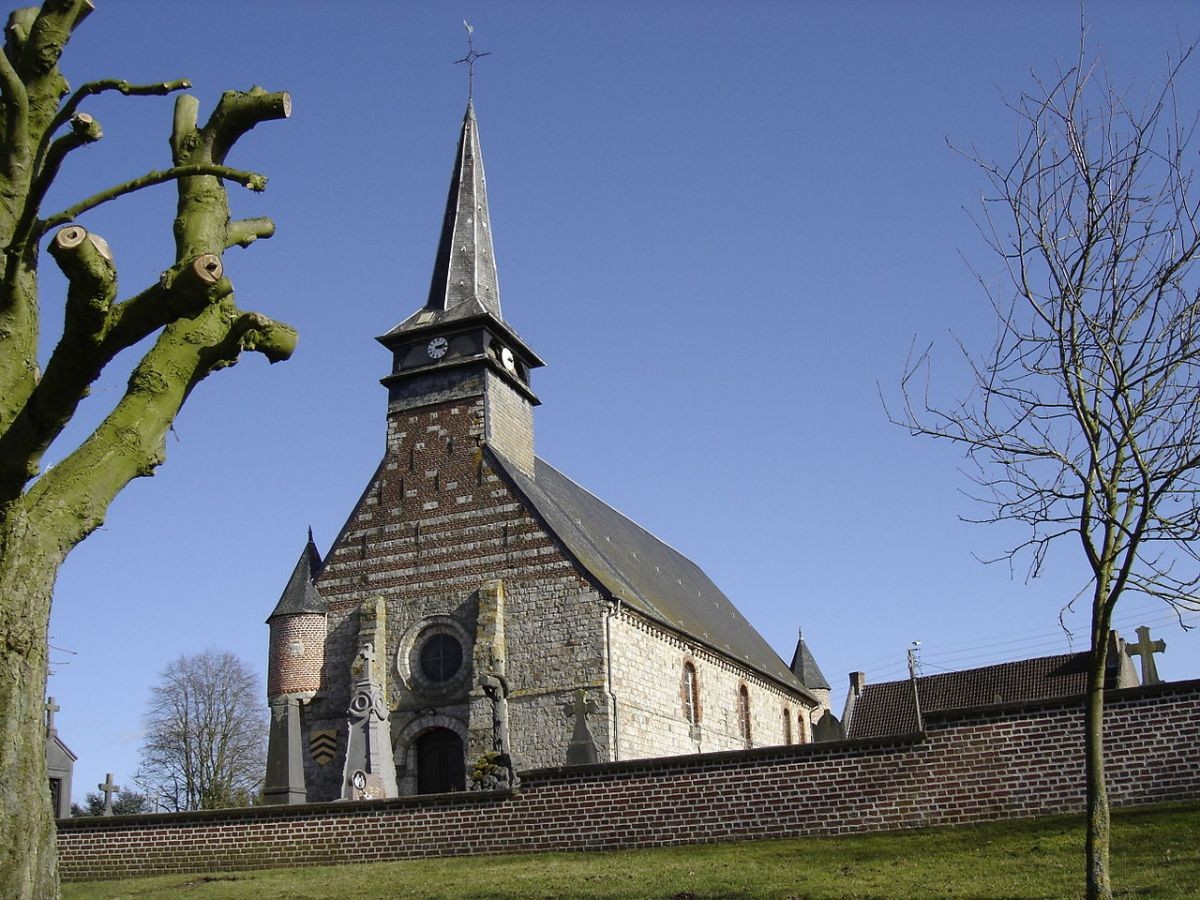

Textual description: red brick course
[266,614,326,696]
[57,679,1200,881]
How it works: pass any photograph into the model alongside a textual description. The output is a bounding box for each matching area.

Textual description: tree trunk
[1084,625,1112,900]
[0,508,62,900]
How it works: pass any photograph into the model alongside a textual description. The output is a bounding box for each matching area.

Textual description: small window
[737,685,751,742]
[682,662,699,724]
[783,707,792,744]
[419,633,463,682]
[798,712,808,744]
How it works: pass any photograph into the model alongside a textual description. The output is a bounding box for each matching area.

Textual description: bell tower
[377,102,543,475]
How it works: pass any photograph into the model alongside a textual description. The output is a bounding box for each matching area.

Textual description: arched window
[798,712,808,744]
[783,707,792,744]
[737,685,751,743]
[682,662,699,724]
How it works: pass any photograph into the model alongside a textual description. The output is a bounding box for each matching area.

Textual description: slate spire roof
[266,530,326,622]
[789,630,831,690]
[381,102,504,339]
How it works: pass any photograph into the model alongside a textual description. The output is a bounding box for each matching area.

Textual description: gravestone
[98,773,120,816]
[563,688,599,765]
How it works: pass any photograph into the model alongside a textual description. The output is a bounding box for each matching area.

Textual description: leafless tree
[895,36,1200,900]
[137,650,266,812]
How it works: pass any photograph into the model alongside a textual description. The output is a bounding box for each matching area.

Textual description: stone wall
[483,369,535,476]
[609,609,815,758]
[57,679,1200,882]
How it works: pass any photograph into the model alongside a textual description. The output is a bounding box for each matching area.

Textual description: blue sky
[40,1,1200,803]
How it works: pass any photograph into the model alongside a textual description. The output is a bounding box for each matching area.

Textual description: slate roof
[489,449,813,699]
[790,631,831,690]
[267,532,326,622]
[846,652,1097,739]
[381,102,502,341]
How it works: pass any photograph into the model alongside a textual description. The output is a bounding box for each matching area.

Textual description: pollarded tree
[897,39,1200,900]
[136,650,266,813]
[0,3,293,896]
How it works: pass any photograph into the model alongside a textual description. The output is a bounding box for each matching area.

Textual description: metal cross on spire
[454,21,491,101]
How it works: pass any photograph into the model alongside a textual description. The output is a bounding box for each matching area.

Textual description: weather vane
[454,21,491,101]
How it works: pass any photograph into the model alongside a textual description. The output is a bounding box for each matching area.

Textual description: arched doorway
[415,727,465,794]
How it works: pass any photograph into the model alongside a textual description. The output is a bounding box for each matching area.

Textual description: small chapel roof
[489,449,814,699]
[267,531,326,622]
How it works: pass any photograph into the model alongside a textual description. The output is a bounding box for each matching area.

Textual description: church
[263,101,832,802]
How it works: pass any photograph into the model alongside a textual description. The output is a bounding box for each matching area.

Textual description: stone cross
[563,688,600,766]
[356,642,376,676]
[1124,625,1166,685]
[98,773,120,816]
[44,697,59,733]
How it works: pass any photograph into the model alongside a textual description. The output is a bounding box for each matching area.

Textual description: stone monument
[341,597,398,799]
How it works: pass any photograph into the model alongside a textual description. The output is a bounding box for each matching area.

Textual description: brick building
[263,102,829,802]
[842,632,1141,740]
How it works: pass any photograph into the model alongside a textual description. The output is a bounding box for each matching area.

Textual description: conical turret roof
[789,630,831,691]
[266,530,326,622]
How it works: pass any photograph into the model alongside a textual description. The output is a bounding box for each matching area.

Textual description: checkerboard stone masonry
[57,679,1200,881]
[297,395,613,798]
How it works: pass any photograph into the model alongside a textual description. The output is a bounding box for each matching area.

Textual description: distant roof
[489,449,812,698]
[267,533,326,622]
[790,631,831,691]
[847,652,1097,739]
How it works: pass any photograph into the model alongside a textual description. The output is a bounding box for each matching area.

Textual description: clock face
[426,337,449,360]
[500,346,516,372]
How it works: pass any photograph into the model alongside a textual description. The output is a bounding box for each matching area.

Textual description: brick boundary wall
[57,679,1200,881]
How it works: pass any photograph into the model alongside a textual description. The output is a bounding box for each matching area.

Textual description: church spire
[425,101,501,320]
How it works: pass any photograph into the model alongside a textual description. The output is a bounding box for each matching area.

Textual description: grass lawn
[62,801,1199,899]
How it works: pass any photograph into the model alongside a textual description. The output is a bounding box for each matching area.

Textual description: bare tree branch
[39,162,267,232]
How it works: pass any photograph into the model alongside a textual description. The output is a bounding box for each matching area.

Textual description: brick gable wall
[297,394,611,798]
[57,680,1200,881]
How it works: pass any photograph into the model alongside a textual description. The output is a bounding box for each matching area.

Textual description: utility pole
[907,641,924,732]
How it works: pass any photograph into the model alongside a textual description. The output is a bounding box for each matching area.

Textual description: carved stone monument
[341,597,398,799]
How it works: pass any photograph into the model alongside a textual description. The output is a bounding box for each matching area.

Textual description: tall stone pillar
[263,696,307,805]
[468,579,517,788]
